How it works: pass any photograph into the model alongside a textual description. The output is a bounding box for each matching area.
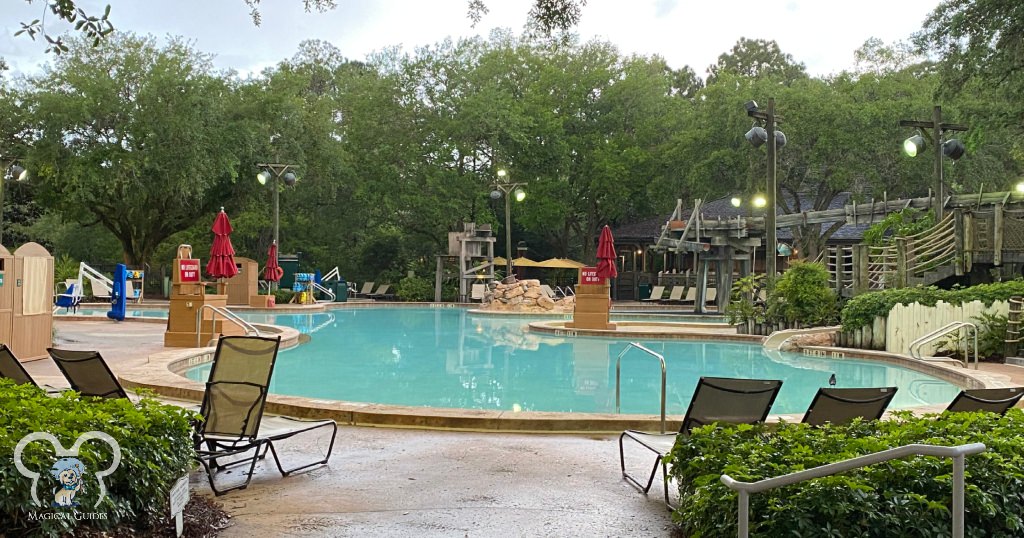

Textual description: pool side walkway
[26,319,1024,537]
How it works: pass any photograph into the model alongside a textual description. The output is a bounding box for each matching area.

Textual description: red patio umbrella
[205,208,239,279]
[595,225,618,281]
[263,240,282,283]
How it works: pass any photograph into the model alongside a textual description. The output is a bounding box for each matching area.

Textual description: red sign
[179,259,200,282]
[580,267,602,285]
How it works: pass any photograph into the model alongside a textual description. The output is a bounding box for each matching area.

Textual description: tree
[25,34,248,266]
[706,38,807,86]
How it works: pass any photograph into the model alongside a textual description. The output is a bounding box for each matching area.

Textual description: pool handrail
[908,321,978,369]
[615,342,666,434]
[195,305,261,347]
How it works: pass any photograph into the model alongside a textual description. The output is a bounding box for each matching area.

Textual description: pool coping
[112,313,1017,433]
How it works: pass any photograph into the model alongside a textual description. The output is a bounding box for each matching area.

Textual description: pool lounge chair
[539,284,559,299]
[944,387,1024,415]
[659,286,685,304]
[367,284,392,300]
[642,285,666,302]
[193,335,337,495]
[471,283,487,302]
[353,282,375,298]
[801,387,897,427]
[87,275,113,300]
[619,376,783,508]
[46,348,129,399]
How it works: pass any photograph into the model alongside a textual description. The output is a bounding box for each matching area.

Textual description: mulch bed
[77,495,230,537]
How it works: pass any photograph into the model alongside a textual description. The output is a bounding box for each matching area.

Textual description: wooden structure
[434,222,497,302]
[164,245,244,348]
[126,268,144,303]
[225,257,258,306]
[567,268,615,330]
[0,243,54,361]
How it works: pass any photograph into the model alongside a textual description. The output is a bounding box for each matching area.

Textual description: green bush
[0,380,197,536]
[841,280,1024,331]
[667,410,1024,537]
[862,208,935,246]
[273,288,295,304]
[396,275,433,302]
[725,274,766,325]
[766,261,837,326]
[938,311,1008,361]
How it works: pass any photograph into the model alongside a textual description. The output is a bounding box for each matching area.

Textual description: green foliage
[272,288,295,304]
[862,208,935,246]
[841,280,1024,331]
[667,409,1024,537]
[938,311,1008,361]
[52,254,78,286]
[766,261,837,326]
[396,275,433,302]
[725,274,766,325]
[0,379,197,536]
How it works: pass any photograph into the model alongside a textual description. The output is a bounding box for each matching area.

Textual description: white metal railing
[321,266,341,282]
[721,443,986,538]
[615,342,667,434]
[310,281,336,302]
[195,305,260,347]
[908,321,978,369]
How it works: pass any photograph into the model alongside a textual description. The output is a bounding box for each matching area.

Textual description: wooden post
[854,245,869,294]
[895,238,908,288]
[994,204,1004,267]
[434,256,444,302]
[953,208,965,276]
[1005,296,1021,359]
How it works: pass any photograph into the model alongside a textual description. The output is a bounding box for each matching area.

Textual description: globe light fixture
[730,197,741,208]
[256,169,272,185]
[752,195,767,208]
[903,134,926,158]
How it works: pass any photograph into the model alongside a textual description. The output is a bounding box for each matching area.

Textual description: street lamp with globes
[490,169,527,277]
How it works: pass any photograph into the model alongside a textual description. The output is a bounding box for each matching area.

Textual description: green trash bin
[333,279,348,302]
[638,283,651,300]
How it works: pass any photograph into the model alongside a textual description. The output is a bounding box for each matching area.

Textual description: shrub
[766,261,837,326]
[273,288,295,304]
[0,380,198,536]
[725,274,766,325]
[667,410,1024,537]
[938,311,1008,361]
[862,208,935,246]
[841,280,1024,331]
[396,275,433,302]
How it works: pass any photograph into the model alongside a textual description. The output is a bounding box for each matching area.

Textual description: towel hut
[10,243,54,360]
[225,257,258,306]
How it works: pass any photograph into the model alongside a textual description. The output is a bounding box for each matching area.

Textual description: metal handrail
[721,442,986,538]
[615,342,667,434]
[195,305,260,347]
[310,281,336,302]
[908,321,978,369]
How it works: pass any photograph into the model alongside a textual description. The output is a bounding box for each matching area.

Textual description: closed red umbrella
[595,225,618,280]
[205,208,239,279]
[263,240,282,282]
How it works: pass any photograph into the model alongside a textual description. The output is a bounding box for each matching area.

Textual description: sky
[1,0,942,77]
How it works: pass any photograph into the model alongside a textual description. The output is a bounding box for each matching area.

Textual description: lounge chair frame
[801,387,897,426]
[193,335,338,495]
[619,376,782,509]
[0,344,38,386]
[945,387,1023,415]
[47,348,129,399]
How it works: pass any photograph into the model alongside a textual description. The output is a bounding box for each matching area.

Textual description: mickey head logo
[14,431,121,509]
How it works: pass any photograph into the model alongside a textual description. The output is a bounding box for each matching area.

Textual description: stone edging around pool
[527,320,758,341]
[116,327,1016,433]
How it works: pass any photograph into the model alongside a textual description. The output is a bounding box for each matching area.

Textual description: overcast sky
[2,0,941,77]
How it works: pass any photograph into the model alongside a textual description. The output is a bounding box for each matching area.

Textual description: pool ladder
[908,321,978,369]
[195,305,261,347]
[615,342,667,434]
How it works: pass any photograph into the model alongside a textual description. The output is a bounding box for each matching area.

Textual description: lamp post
[1,162,28,245]
[256,163,298,289]
[744,98,786,279]
[490,169,527,277]
[900,106,968,221]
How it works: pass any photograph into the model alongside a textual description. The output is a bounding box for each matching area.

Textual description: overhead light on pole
[899,106,969,220]
[743,98,786,279]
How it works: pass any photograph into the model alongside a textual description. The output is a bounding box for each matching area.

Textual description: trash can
[279,254,299,289]
[333,279,348,302]
[638,283,651,300]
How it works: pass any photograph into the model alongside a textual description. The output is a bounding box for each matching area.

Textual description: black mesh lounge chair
[47,348,128,399]
[801,387,897,427]
[619,377,783,509]
[193,335,338,495]
[945,387,1023,415]
[0,344,50,389]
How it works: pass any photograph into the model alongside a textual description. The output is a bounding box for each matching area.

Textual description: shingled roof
[611,193,868,243]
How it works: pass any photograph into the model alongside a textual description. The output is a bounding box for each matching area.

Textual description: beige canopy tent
[492,256,542,267]
[535,258,586,269]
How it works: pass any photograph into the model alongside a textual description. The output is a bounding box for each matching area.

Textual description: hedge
[840,280,1024,331]
[0,379,198,537]
[667,410,1024,537]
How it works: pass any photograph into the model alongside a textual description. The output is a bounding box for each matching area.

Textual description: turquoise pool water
[184,307,962,414]
[57,307,169,319]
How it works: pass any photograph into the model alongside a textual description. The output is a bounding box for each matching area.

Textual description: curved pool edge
[117,336,1016,434]
[528,320,761,341]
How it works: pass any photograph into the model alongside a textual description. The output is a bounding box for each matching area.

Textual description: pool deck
[29,315,1024,537]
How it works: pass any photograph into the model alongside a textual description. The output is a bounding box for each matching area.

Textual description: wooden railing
[844,212,958,292]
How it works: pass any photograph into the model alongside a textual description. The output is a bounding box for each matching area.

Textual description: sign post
[169,475,189,537]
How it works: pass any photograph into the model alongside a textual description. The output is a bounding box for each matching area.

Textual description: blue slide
[107,264,127,321]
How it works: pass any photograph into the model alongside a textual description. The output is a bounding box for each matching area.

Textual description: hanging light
[730,197,742,207]
[283,171,297,186]
[490,190,502,200]
[775,130,787,149]
[256,169,272,185]
[942,139,966,160]
[514,188,526,202]
[752,194,767,208]
[903,134,926,157]
[745,125,768,148]
[744,100,760,116]
[9,165,27,181]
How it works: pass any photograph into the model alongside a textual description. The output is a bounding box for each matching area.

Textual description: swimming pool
[183,307,962,415]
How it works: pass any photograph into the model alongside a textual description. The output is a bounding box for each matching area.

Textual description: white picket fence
[886,300,1008,356]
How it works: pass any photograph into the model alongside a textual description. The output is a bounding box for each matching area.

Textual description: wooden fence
[840,300,1007,355]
